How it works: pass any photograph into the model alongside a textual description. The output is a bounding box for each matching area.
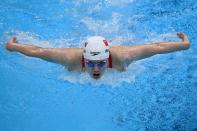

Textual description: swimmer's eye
[98,61,106,67]
[86,61,94,67]
[86,61,106,67]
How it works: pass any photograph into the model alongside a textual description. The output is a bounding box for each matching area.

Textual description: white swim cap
[83,36,110,61]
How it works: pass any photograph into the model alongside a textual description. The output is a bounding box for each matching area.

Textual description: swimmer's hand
[177,32,190,44]
[6,37,18,51]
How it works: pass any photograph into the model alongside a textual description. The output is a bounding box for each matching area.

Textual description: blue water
[0,0,197,131]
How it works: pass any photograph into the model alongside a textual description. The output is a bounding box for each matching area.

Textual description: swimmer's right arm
[5,37,83,65]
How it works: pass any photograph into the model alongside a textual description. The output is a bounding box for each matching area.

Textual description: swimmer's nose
[93,65,99,72]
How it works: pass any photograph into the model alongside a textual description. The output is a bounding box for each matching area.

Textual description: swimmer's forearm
[6,42,57,63]
[6,43,61,63]
[144,32,190,54]
[6,38,64,64]
[152,41,190,54]
[6,42,43,56]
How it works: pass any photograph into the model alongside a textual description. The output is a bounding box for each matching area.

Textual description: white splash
[145,32,181,43]
[105,0,135,7]
[3,30,84,48]
[59,61,145,88]
[4,30,52,47]
[81,12,122,34]
[70,0,135,7]
[109,35,134,45]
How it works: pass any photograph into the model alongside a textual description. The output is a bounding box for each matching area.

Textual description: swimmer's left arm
[123,32,190,65]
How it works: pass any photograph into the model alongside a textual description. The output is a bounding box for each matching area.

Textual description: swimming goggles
[86,60,107,67]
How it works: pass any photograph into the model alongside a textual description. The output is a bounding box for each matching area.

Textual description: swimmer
[6,32,190,79]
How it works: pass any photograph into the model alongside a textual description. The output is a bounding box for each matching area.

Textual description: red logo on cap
[103,40,109,46]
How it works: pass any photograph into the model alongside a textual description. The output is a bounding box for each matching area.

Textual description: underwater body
[0,0,197,131]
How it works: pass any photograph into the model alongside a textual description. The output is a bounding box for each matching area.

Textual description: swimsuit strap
[81,53,112,68]
[82,55,85,68]
[108,53,112,68]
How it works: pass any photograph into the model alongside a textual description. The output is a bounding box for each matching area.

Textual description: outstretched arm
[124,32,190,65]
[5,37,83,65]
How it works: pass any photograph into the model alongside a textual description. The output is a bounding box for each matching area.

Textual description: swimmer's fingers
[177,32,185,38]
[13,37,18,43]
[177,32,189,43]
[6,37,18,51]
[177,32,187,39]
[12,37,18,43]
[7,37,18,44]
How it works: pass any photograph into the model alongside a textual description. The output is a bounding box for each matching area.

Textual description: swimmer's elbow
[182,42,191,50]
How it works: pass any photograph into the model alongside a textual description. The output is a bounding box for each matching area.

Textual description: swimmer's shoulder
[109,46,129,71]
[63,48,83,71]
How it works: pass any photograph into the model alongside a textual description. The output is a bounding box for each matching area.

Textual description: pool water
[0,0,197,131]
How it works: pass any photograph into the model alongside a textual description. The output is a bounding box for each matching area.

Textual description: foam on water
[71,0,135,7]
[105,0,135,7]
[59,62,145,87]
[81,13,121,35]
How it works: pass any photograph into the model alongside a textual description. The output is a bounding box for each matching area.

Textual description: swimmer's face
[86,60,107,79]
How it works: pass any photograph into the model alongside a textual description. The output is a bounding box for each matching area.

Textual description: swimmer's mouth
[93,73,100,79]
